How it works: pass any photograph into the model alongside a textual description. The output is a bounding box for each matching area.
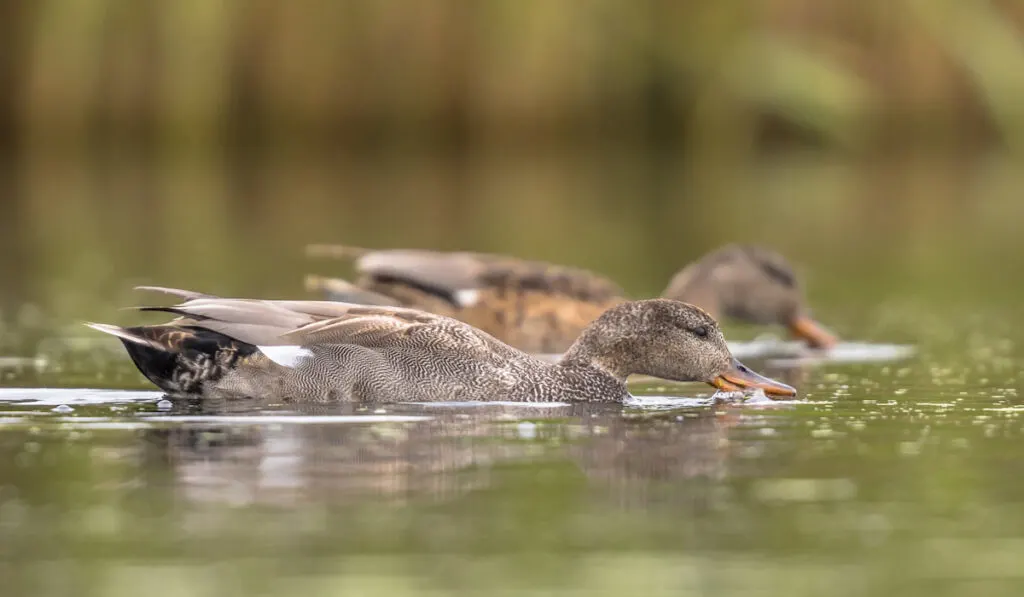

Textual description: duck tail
[305,244,370,260]
[304,274,402,307]
[86,323,257,395]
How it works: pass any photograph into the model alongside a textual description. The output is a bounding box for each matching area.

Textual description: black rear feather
[116,325,258,395]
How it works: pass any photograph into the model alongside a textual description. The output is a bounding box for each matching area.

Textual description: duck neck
[561,337,626,377]
[545,358,630,402]
[551,341,632,402]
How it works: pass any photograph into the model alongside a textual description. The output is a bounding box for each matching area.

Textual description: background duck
[86,288,796,403]
[305,243,837,354]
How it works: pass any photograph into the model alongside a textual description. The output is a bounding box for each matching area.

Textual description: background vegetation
[0,0,1021,152]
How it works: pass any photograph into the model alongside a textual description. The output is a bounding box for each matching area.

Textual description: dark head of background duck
[661,244,837,349]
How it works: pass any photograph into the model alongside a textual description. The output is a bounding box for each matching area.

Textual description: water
[0,151,1023,596]
[1,325,1021,596]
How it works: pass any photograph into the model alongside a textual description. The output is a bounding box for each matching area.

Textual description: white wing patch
[258,345,313,368]
[454,289,481,307]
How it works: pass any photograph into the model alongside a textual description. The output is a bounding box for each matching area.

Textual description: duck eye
[692,325,709,338]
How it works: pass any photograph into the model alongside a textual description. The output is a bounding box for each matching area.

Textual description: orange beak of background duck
[710,358,796,398]
[788,315,838,350]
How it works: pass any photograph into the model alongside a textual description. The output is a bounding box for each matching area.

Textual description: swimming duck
[305,243,837,354]
[87,287,796,402]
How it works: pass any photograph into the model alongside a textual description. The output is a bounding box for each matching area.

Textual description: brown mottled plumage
[305,243,837,353]
[87,287,796,402]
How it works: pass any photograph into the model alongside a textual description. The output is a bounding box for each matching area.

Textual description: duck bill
[788,315,838,350]
[710,358,797,398]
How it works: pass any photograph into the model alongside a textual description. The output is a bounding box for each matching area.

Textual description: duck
[86,287,796,402]
[305,243,837,354]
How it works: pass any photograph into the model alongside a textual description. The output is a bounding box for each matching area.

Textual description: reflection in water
[134,405,737,509]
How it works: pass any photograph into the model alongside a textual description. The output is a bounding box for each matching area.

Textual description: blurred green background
[2,0,1023,149]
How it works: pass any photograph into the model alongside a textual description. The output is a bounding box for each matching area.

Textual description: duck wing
[136,294,512,357]
[308,245,626,306]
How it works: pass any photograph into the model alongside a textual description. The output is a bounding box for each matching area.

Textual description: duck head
[661,244,837,349]
[562,299,797,398]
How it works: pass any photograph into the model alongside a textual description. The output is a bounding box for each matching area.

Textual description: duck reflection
[134,398,794,509]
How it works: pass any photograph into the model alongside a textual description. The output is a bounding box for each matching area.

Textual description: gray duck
[87,287,796,402]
